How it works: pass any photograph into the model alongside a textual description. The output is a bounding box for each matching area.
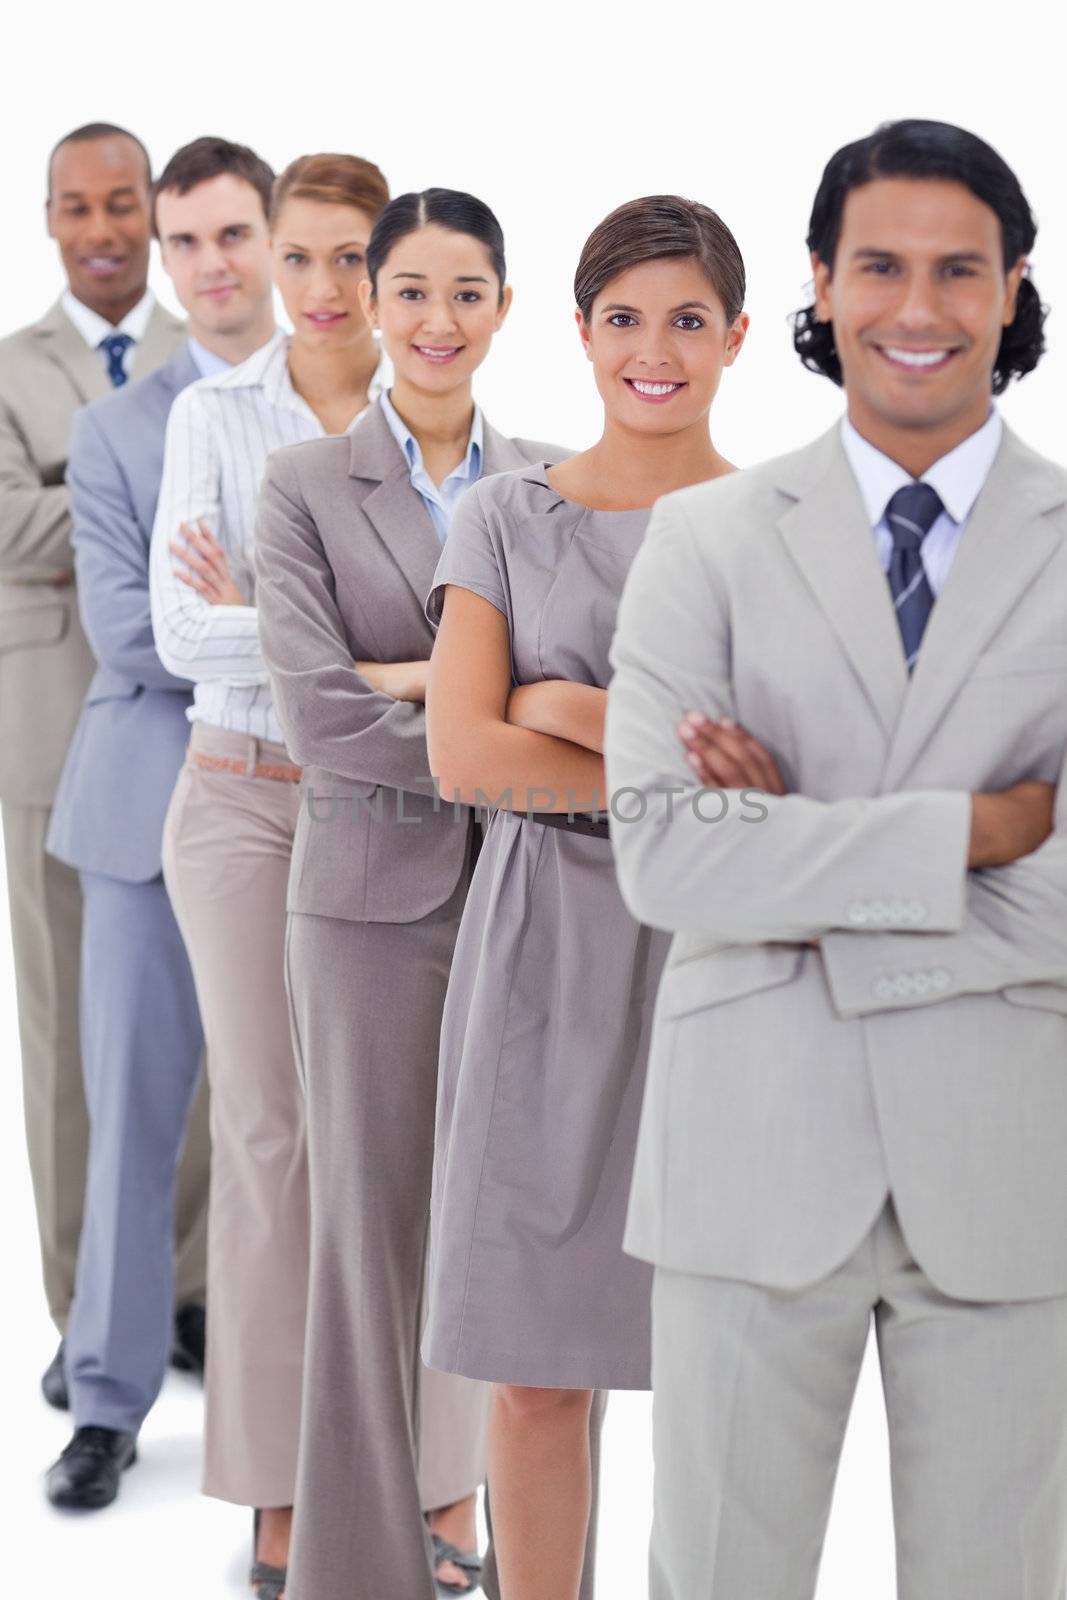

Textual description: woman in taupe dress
[424,197,750,1598]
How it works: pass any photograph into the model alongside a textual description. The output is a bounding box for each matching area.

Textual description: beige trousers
[3,800,208,1330]
[162,725,308,1507]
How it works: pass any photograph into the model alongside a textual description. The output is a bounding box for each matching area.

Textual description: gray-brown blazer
[255,398,568,924]
[0,298,184,804]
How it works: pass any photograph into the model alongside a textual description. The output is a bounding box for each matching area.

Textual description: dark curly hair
[792,119,1047,395]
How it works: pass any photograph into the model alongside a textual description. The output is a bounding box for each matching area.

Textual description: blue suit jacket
[47,347,199,882]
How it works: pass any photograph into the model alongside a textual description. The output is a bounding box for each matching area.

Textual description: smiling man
[42,135,276,1513]
[606,120,1067,1598]
[0,124,185,1409]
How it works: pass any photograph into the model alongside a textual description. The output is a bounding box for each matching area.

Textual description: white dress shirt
[840,408,1003,597]
[61,289,155,382]
[378,389,484,542]
[150,328,385,744]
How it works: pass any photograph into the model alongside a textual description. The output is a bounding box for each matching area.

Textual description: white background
[2,1,1064,1594]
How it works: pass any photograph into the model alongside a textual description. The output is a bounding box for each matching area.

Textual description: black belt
[522,810,611,840]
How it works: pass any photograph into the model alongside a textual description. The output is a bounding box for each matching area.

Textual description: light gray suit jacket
[256,398,567,924]
[605,424,1067,1304]
[47,347,198,882]
[0,298,184,805]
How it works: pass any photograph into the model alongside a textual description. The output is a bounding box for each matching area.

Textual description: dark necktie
[885,482,943,672]
[99,332,134,388]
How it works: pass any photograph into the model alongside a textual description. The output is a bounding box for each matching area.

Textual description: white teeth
[418,346,457,355]
[883,347,951,367]
[631,380,680,396]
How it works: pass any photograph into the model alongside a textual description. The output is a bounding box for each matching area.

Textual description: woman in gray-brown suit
[255,189,570,1600]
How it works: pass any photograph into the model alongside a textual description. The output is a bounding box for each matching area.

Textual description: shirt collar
[61,288,155,351]
[186,336,233,380]
[379,389,484,483]
[216,329,386,432]
[840,407,1003,528]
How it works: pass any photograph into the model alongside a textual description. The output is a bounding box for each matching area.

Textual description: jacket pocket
[658,942,805,1019]
[1001,982,1067,1018]
[0,603,67,654]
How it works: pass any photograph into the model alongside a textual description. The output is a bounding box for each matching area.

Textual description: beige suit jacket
[0,297,184,803]
[606,424,1067,1303]
[255,399,566,924]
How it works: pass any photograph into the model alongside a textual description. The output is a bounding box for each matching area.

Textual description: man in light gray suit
[0,124,190,1401]
[43,137,277,1511]
[606,120,1067,1598]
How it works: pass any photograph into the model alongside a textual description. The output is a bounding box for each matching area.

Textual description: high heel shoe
[251,1508,288,1600]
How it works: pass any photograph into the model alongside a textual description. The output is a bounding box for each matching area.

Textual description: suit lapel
[34,300,109,404]
[131,305,183,380]
[776,429,908,741]
[882,428,1067,788]
[482,420,532,476]
[348,402,442,608]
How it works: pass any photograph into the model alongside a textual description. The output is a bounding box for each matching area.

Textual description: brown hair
[152,137,274,235]
[269,153,390,231]
[574,195,745,325]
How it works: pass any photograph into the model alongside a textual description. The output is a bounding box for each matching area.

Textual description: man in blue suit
[44,136,278,1510]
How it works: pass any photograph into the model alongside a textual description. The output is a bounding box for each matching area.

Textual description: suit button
[908,902,926,922]
[913,972,932,995]
[848,903,869,926]
[870,899,889,923]
[887,900,906,922]
[896,973,916,996]
[874,977,896,1001]
[931,968,951,991]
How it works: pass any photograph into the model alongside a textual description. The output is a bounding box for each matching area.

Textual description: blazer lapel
[34,300,109,404]
[482,420,532,476]
[131,304,183,380]
[348,402,442,608]
[776,429,908,741]
[882,427,1067,789]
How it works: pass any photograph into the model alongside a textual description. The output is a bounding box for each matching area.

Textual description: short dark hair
[367,189,506,301]
[792,118,1047,395]
[574,195,745,324]
[48,122,151,196]
[154,137,275,235]
[269,152,390,232]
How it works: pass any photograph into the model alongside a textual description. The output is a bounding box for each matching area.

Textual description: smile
[414,345,463,364]
[624,378,685,402]
[874,345,960,373]
[306,311,347,324]
[81,256,124,275]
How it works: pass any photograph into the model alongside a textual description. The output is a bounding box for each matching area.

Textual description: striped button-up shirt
[150,328,384,743]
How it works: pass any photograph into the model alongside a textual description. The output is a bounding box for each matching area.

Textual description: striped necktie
[885,482,943,672]
[98,332,134,388]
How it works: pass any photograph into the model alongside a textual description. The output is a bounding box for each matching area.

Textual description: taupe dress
[423,465,668,1390]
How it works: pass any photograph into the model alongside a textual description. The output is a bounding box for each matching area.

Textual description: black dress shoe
[171,1303,206,1375]
[45,1426,137,1510]
[41,1342,69,1411]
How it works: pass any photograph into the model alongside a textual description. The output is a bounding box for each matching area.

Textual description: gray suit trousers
[650,1201,1067,1600]
[2,802,209,1331]
[65,869,205,1431]
[285,880,489,1600]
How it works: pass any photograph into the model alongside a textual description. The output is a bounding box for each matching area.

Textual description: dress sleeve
[426,479,509,627]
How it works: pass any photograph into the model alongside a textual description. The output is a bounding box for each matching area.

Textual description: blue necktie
[885,482,943,672]
[99,332,134,388]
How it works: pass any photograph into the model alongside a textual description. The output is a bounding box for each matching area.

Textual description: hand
[354,659,429,703]
[677,712,786,795]
[171,520,248,606]
[968,780,1056,868]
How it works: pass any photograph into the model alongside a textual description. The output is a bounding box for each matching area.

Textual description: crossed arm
[603,495,1067,1014]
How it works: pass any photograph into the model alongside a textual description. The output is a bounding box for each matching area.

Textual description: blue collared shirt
[379,390,484,542]
[187,336,234,380]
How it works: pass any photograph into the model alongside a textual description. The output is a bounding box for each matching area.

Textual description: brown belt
[188,750,302,784]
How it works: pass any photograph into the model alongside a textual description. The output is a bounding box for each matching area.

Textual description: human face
[273,197,378,352]
[358,224,512,395]
[47,135,152,319]
[813,177,1025,450]
[580,257,747,436]
[157,174,273,340]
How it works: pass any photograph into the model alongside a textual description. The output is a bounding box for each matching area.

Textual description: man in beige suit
[607,120,1067,1598]
[0,123,207,1403]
